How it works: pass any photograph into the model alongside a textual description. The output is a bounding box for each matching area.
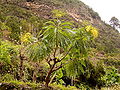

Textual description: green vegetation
[110,16,120,29]
[0,0,120,90]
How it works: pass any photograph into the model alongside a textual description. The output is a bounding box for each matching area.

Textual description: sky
[80,0,120,24]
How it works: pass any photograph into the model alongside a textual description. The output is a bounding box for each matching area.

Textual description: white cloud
[81,0,120,23]
[80,0,120,32]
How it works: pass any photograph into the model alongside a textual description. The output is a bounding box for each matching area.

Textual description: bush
[102,67,120,86]
[1,74,14,82]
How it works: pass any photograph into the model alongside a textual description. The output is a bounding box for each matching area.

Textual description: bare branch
[52,59,72,72]
[46,54,52,67]
[53,47,57,58]
[52,63,63,72]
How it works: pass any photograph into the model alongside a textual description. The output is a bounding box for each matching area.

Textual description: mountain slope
[0,0,120,52]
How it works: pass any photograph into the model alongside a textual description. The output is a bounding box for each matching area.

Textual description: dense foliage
[0,0,120,90]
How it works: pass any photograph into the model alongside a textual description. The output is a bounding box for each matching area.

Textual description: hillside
[1,0,120,52]
[0,0,120,90]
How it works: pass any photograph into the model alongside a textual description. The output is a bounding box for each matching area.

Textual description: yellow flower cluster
[21,33,32,43]
[85,25,98,38]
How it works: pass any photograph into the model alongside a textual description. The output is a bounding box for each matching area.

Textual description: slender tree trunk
[71,76,74,86]
[49,73,56,84]
[20,54,24,80]
[32,70,37,82]
[32,63,38,82]
[45,71,52,87]
[45,62,56,87]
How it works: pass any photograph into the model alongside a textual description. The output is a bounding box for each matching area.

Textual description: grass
[101,85,120,90]
[1,80,42,89]
[50,83,78,90]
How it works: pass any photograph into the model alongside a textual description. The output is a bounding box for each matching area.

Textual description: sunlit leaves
[102,67,120,86]
[25,42,50,62]
[56,68,64,79]
[42,19,73,49]
[68,27,92,57]
[26,18,95,64]
[0,40,18,64]
[25,18,95,86]
[65,59,86,78]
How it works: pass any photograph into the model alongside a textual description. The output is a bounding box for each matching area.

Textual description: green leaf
[80,59,86,67]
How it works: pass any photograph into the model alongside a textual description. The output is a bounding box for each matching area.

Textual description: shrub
[1,74,14,81]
